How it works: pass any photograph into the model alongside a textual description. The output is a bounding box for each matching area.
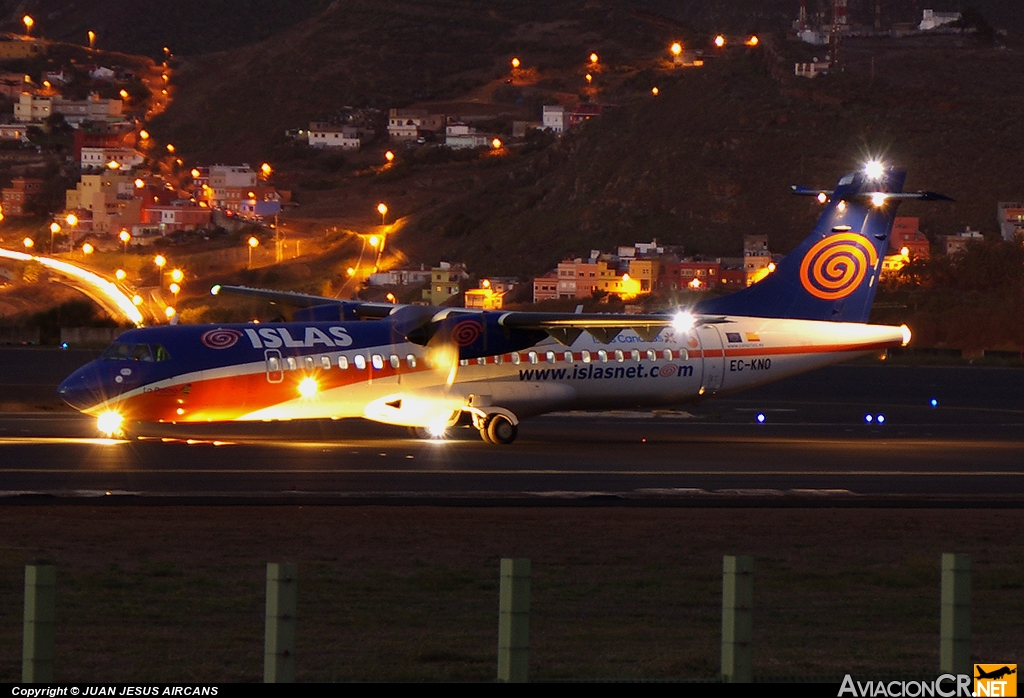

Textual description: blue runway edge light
[756,413,766,424]
[930,398,939,408]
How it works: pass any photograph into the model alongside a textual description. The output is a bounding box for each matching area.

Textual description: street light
[22,16,33,36]
[170,268,183,284]
[49,222,60,254]
[115,269,127,281]
[88,30,96,49]
[377,202,388,225]
[82,242,94,259]
[384,150,395,164]
[260,162,272,178]
[589,52,599,65]
[119,229,131,253]
[714,35,726,48]
[247,236,259,268]
[22,237,33,250]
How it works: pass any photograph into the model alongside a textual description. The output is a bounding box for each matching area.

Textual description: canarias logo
[799,232,879,301]
[975,664,1017,697]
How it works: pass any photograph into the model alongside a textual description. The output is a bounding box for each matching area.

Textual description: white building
[208,164,257,190]
[387,109,444,141]
[307,123,362,150]
[80,147,143,171]
[543,105,566,133]
[919,9,961,31]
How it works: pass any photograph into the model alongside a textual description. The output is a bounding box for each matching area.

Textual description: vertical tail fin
[696,166,947,323]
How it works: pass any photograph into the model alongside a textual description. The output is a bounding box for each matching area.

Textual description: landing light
[864,160,885,180]
[899,324,912,347]
[871,192,887,208]
[672,311,696,332]
[298,377,319,398]
[97,410,123,437]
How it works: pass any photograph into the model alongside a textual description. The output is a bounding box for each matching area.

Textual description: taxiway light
[298,377,319,398]
[864,414,873,423]
[97,410,123,437]
[876,414,886,424]
[930,398,938,408]
[756,413,766,424]
[672,311,696,332]
[864,160,884,180]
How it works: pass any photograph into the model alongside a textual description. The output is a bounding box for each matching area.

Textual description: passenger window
[494,354,503,365]
[321,356,331,370]
[680,349,689,361]
[614,349,624,363]
[511,353,521,365]
[563,352,573,363]
[459,359,468,367]
[406,355,417,368]
[646,349,657,362]
[582,351,591,363]
[371,354,384,370]
[286,357,297,371]
[304,356,314,370]
[476,356,486,365]
[390,355,401,369]
[528,352,538,364]
[545,351,556,364]
[663,349,672,361]
[268,357,280,371]
[597,350,608,363]
[354,355,366,370]
[338,356,349,369]
[631,350,641,362]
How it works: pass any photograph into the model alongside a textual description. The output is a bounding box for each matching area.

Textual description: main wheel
[485,414,518,445]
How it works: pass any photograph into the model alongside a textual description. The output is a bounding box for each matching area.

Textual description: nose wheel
[480,413,517,445]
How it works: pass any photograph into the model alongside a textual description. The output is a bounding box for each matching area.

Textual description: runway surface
[0,363,1021,506]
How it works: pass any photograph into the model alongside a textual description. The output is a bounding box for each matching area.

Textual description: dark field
[0,506,1020,682]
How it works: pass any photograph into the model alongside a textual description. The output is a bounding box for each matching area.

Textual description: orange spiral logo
[450,320,482,347]
[799,233,878,301]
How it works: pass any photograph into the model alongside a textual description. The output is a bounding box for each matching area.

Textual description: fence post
[497,558,530,683]
[22,564,56,683]
[940,553,971,676]
[721,555,753,683]
[264,562,297,683]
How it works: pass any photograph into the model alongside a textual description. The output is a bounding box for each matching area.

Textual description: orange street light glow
[715,35,726,48]
[745,35,759,46]
[154,255,166,269]
[511,57,520,69]
[248,236,259,248]
[139,130,149,140]
[22,16,33,33]
[166,143,175,153]
[22,237,33,248]
[589,52,599,64]
[66,213,78,226]
[170,268,184,283]
[82,243,94,255]
[671,42,682,56]
[651,87,659,95]
[384,150,395,163]
[491,138,502,149]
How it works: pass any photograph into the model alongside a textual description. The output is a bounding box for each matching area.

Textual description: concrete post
[940,553,971,676]
[22,565,56,683]
[497,558,530,683]
[264,562,297,683]
[721,555,753,683]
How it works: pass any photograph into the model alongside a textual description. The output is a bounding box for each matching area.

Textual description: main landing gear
[480,413,517,445]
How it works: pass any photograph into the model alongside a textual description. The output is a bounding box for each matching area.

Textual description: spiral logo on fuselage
[799,232,878,301]
[201,328,242,349]
[450,320,482,347]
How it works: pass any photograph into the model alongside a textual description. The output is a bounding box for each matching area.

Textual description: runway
[1,363,1022,505]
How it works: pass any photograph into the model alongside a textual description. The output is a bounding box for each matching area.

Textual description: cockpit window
[130,344,154,362]
[100,342,171,362]
[100,342,132,360]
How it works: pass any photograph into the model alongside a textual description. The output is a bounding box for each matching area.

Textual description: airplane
[976,666,1016,681]
[58,163,949,444]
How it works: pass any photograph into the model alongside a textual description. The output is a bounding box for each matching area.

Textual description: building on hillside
[657,260,721,291]
[0,38,45,61]
[238,193,282,220]
[795,60,830,78]
[890,217,930,259]
[80,146,143,172]
[542,105,566,133]
[445,123,493,149]
[72,123,135,161]
[568,103,603,128]
[387,109,444,141]
[997,202,1024,241]
[0,124,29,142]
[0,72,30,99]
[919,9,960,31]
[938,227,984,255]
[368,265,433,287]
[140,201,212,234]
[422,262,469,306]
[307,122,362,150]
[65,172,141,235]
[532,273,559,303]
[1,177,44,216]
[15,93,124,125]
[464,278,518,310]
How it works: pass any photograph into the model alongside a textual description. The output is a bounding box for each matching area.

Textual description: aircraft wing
[497,310,724,344]
[210,284,395,319]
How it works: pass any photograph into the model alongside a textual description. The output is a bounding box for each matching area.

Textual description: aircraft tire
[409,426,436,440]
[486,414,517,445]
[479,427,494,443]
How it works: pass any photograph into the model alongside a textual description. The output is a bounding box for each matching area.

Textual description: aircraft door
[697,324,725,395]
[265,349,284,383]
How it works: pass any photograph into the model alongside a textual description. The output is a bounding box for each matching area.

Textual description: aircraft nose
[57,363,107,411]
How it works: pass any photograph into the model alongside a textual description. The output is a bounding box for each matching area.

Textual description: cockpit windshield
[100,342,171,362]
